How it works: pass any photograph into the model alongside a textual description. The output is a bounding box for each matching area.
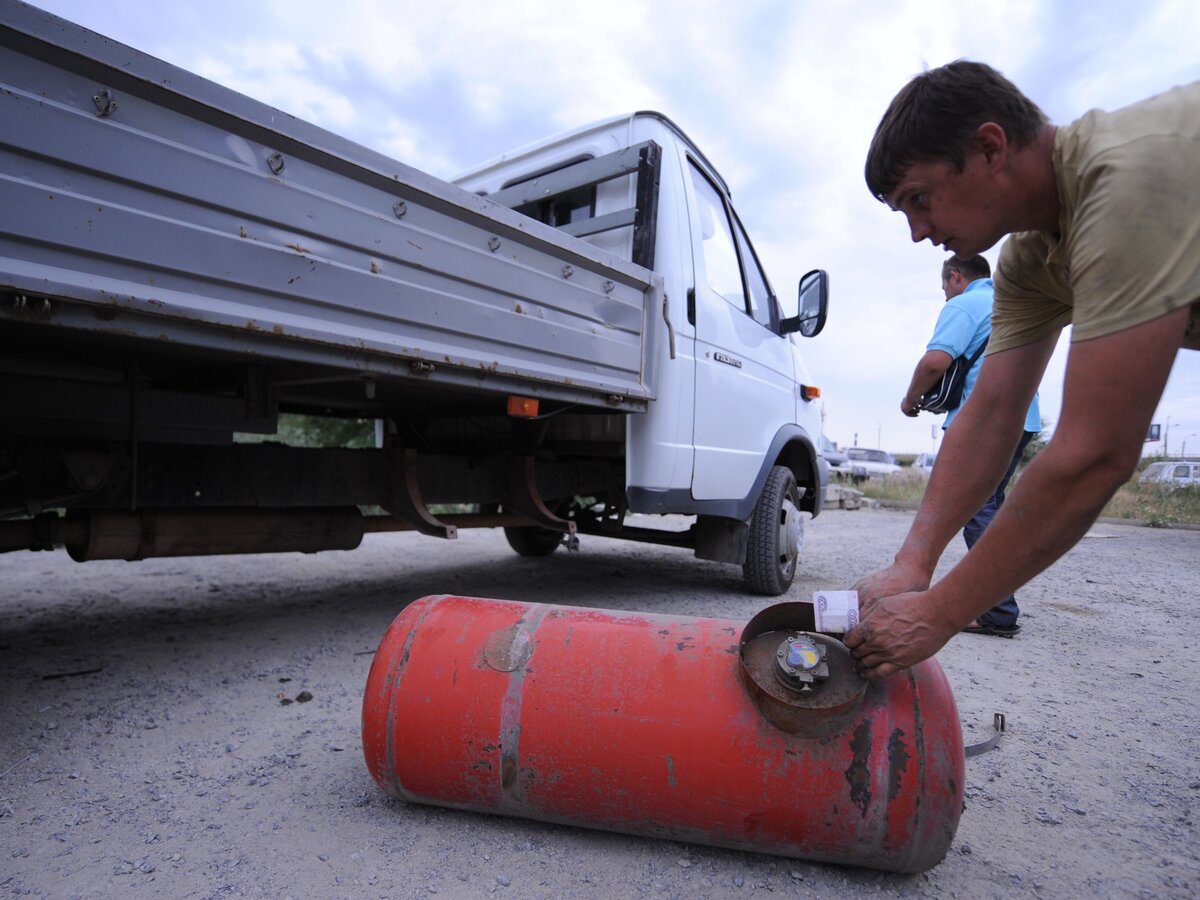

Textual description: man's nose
[908,215,932,243]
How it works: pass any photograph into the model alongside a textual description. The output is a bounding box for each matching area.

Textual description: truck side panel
[0,4,658,411]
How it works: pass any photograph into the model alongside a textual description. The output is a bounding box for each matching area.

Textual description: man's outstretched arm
[846,306,1191,679]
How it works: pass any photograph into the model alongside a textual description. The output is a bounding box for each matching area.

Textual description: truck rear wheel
[503,526,563,557]
[743,465,803,596]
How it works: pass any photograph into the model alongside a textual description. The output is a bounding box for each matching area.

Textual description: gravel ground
[1,507,1197,899]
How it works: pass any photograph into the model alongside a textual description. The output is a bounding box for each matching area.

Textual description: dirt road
[1,508,1197,898]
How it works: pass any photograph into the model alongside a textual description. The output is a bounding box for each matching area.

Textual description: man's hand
[843,591,957,681]
[853,560,932,619]
[900,395,921,417]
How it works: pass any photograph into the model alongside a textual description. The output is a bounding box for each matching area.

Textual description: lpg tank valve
[775,632,829,692]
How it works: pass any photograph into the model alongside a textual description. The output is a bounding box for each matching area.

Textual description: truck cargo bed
[0,2,659,422]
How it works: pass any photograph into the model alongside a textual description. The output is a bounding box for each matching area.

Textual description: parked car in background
[844,447,902,481]
[820,435,849,475]
[1139,460,1200,488]
[914,452,937,476]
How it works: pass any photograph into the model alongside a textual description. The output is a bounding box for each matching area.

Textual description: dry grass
[853,469,1200,526]
[1100,482,1200,527]
[854,471,928,505]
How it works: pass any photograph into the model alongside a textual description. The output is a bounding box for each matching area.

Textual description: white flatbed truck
[0,1,831,594]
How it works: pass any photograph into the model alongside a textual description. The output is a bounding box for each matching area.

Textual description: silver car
[843,447,902,480]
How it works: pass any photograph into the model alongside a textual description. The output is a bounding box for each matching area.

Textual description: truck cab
[456,113,829,593]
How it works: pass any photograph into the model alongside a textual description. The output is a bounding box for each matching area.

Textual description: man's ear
[974,122,1008,171]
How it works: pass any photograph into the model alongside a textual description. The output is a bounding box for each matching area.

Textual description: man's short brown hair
[865,60,1048,201]
[942,255,991,283]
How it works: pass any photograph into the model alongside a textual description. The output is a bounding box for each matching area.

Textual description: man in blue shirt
[900,255,1041,636]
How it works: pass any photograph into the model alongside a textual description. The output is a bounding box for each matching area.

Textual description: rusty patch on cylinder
[886,728,911,801]
[845,720,872,817]
[500,754,519,791]
[484,626,533,672]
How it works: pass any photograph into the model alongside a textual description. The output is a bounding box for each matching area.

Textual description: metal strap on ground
[964,713,1006,758]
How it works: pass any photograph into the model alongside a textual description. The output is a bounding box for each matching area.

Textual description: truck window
[730,209,774,329]
[515,184,596,228]
[688,162,774,330]
[505,156,597,228]
[689,164,744,310]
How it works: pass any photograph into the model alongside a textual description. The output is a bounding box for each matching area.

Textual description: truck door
[687,161,796,501]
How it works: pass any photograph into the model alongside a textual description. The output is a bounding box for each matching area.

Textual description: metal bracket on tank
[387,448,457,539]
[738,602,868,738]
[504,456,577,535]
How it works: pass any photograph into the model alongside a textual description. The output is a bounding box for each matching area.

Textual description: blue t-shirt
[927,278,1041,432]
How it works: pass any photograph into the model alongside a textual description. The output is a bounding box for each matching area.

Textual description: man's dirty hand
[843,591,955,681]
[852,561,931,620]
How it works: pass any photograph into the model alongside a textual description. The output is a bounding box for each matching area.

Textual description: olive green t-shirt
[992,81,1200,353]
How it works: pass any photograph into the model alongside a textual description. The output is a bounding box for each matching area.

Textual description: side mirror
[780,269,828,337]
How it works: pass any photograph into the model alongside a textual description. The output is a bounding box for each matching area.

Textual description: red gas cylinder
[362,595,964,873]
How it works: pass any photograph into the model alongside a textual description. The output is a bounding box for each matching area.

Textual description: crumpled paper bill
[813,590,859,634]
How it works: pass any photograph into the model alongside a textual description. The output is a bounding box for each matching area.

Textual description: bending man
[845,61,1198,679]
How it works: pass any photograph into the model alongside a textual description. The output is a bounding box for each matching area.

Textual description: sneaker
[962,620,1021,638]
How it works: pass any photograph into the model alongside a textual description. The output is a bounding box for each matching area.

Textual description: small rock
[496,875,511,886]
[296,691,313,703]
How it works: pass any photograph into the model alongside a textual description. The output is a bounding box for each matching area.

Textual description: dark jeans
[962,430,1036,628]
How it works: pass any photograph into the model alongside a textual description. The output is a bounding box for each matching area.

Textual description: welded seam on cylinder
[384,596,443,801]
[898,666,927,873]
[497,603,551,812]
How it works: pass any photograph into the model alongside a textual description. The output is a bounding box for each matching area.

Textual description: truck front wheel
[743,466,804,595]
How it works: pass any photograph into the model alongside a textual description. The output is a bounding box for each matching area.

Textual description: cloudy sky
[30,0,1200,456]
